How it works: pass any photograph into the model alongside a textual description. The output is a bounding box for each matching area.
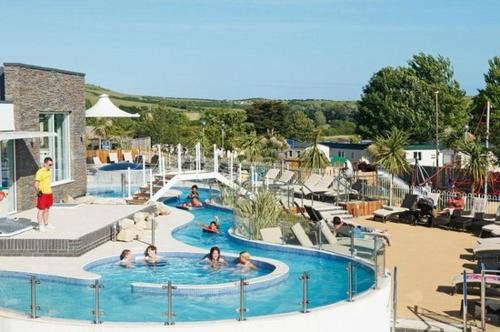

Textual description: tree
[459,139,489,193]
[202,108,253,150]
[300,130,330,169]
[368,128,410,205]
[313,110,327,126]
[357,53,470,142]
[136,107,191,145]
[240,131,262,165]
[471,57,500,162]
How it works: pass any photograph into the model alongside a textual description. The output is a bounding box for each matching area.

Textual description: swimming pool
[0,186,375,323]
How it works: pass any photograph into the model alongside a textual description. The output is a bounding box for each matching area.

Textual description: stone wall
[3,63,87,211]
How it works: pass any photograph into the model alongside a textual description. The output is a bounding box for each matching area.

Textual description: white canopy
[0,131,56,141]
[85,94,140,118]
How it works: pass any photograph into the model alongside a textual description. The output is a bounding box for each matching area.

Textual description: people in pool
[182,185,203,208]
[144,245,164,265]
[331,216,391,246]
[199,216,220,233]
[202,246,226,268]
[235,251,256,270]
[119,249,133,268]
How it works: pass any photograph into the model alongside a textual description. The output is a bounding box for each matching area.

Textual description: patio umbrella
[85,94,140,118]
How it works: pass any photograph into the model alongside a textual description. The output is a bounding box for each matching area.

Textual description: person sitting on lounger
[119,249,134,268]
[182,185,203,208]
[202,246,226,268]
[332,217,391,246]
[235,251,256,270]
[438,192,465,217]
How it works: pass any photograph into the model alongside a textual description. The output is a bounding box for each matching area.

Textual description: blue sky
[0,0,499,100]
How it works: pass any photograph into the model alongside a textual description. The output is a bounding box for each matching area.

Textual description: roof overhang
[0,131,57,141]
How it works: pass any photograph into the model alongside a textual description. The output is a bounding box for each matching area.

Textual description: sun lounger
[477,237,500,245]
[473,242,500,260]
[299,174,333,195]
[108,152,119,163]
[275,170,295,186]
[291,222,351,256]
[373,194,418,221]
[452,273,500,296]
[449,197,487,232]
[319,220,382,255]
[255,168,281,187]
[291,173,322,194]
[93,156,103,165]
[123,151,133,163]
[260,227,283,244]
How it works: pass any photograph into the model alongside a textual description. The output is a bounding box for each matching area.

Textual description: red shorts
[37,193,53,209]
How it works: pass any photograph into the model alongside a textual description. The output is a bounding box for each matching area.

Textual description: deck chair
[373,194,418,222]
[260,227,283,244]
[291,222,351,256]
[300,174,333,195]
[275,170,295,186]
[426,192,440,207]
[292,173,322,194]
[93,156,103,166]
[255,168,281,187]
[123,151,133,163]
[471,205,500,235]
[108,152,119,163]
[449,197,487,232]
[319,220,382,255]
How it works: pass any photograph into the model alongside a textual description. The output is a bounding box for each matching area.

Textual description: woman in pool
[119,249,133,268]
[202,246,226,268]
[144,245,165,265]
[235,251,256,270]
[182,185,203,208]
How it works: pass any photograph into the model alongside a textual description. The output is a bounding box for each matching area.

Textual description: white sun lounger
[291,173,322,194]
[473,243,500,258]
[477,237,500,246]
[260,227,283,244]
[255,168,281,187]
[108,152,119,163]
[291,223,352,256]
[299,174,333,195]
[319,220,383,253]
[275,170,295,185]
[373,194,418,221]
[123,151,133,163]
[93,156,103,165]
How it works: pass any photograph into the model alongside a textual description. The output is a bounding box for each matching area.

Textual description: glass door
[0,140,16,214]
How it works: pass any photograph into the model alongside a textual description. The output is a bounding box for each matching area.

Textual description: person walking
[35,157,54,231]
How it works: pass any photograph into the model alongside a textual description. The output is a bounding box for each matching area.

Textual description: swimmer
[183,185,202,208]
[119,249,133,268]
[202,246,226,268]
[144,245,164,265]
[235,251,256,270]
[198,216,220,233]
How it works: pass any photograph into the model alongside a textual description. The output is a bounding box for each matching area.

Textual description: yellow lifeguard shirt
[35,167,52,194]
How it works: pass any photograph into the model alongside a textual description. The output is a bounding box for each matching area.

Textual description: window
[338,151,345,157]
[39,113,70,182]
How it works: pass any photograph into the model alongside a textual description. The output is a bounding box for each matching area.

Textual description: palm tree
[368,127,410,205]
[300,129,329,170]
[459,139,489,193]
[241,131,261,165]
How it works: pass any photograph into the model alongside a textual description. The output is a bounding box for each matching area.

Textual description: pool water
[0,187,375,322]
[87,186,140,198]
[87,255,271,285]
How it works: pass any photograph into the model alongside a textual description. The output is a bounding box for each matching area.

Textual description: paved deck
[11,204,145,239]
[355,216,499,331]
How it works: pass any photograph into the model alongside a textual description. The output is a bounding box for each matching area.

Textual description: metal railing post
[373,236,379,289]
[481,270,486,332]
[350,230,355,257]
[237,278,249,321]
[30,276,40,319]
[347,262,354,302]
[300,272,310,313]
[90,280,103,324]
[317,223,322,250]
[392,267,398,332]
[162,281,177,325]
[462,270,467,332]
[151,216,156,246]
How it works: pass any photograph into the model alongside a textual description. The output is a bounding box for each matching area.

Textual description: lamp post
[434,91,440,190]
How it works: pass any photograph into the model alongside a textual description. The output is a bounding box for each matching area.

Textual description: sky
[0,0,499,100]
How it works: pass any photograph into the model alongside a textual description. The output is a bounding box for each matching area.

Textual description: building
[0,63,87,214]
[282,139,330,159]
[320,141,372,162]
[403,144,454,168]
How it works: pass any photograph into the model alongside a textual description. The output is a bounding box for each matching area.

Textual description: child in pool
[119,249,134,268]
[235,251,256,270]
[202,246,226,268]
[144,245,165,265]
[199,216,220,233]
